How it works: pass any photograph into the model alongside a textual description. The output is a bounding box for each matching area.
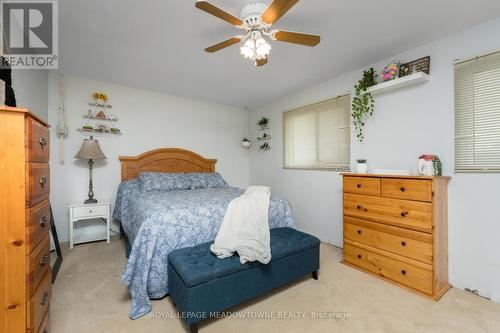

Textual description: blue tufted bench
[168,227,320,333]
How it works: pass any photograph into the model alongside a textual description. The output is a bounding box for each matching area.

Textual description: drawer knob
[357,205,362,210]
[12,240,23,247]
[357,254,362,259]
[39,215,48,227]
[400,186,406,192]
[39,137,47,148]
[357,184,362,188]
[401,269,407,276]
[89,210,93,213]
[40,254,49,266]
[401,241,407,247]
[39,176,47,189]
[357,230,362,235]
[400,211,408,217]
[7,304,18,310]
[40,292,48,306]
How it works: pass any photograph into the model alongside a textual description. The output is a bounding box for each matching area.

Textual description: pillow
[184,172,228,189]
[138,172,190,192]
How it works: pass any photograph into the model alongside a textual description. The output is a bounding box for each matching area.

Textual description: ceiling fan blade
[255,57,268,67]
[205,37,241,53]
[195,1,243,26]
[273,30,320,47]
[261,0,300,24]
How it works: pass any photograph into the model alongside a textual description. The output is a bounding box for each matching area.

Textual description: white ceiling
[60,0,500,108]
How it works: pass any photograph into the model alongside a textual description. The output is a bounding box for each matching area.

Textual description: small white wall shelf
[367,72,429,95]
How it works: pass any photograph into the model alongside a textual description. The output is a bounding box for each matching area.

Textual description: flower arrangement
[418,154,442,176]
[92,92,108,102]
[381,62,400,81]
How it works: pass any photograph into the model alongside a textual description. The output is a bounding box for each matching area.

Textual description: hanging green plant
[352,68,377,142]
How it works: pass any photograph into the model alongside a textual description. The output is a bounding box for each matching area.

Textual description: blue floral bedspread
[113,180,295,319]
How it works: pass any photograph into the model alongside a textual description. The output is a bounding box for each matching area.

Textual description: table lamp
[74,136,107,204]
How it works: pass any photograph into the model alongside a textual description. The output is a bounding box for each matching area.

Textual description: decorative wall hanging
[399,56,431,77]
[56,74,69,164]
[78,92,121,136]
[256,117,271,150]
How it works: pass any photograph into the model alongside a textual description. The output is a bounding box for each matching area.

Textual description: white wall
[249,17,500,302]
[12,69,49,121]
[47,74,249,244]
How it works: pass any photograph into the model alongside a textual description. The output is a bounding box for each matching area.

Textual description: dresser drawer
[36,308,50,333]
[26,117,50,163]
[343,176,380,196]
[344,243,432,295]
[72,204,108,219]
[28,270,51,332]
[344,193,432,233]
[27,235,51,297]
[344,217,433,263]
[381,178,432,202]
[26,163,50,206]
[26,199,51,253]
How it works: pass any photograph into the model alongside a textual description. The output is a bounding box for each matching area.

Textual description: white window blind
[455,50,500,173]
[283,94,350,170]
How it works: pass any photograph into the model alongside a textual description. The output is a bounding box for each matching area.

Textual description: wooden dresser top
[340,173,451,180]
[0,105,48,127]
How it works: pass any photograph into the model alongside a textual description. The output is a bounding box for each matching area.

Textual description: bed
[112,148,295,319]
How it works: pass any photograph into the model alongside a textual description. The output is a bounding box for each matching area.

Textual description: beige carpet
[51,237,500,333]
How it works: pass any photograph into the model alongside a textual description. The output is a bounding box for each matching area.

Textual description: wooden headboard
[118,148,217,181]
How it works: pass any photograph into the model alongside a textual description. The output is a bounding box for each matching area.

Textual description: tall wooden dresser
[0,107,51,333]
[342,173,451,300]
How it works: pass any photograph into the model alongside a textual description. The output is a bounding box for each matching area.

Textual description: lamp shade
[74,136,107,160]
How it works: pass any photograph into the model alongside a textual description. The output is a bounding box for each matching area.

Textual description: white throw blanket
[210,186,271,264]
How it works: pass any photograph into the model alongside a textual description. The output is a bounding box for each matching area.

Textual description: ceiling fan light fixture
[240,39,255,59]
[240,36,271,61]
[196,0,320,67]
[255,37,271,58]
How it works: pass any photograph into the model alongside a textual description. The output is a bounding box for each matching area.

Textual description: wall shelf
[367,72,429,95]
[77,128,121,136]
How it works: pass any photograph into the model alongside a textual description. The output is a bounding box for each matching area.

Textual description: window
[283,94,350,170]
[455,50,500,173]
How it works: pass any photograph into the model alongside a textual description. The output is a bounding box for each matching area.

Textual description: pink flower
[418,154,434,161]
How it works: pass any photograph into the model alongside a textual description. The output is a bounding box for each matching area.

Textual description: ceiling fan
[195,0,321,67]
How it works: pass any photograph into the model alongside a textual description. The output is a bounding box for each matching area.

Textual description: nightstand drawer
[73,205,108,219]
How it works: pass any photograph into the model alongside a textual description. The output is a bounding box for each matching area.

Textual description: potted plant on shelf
[356,159,368,174]
[352,68,377,142]
[241,137,251,149]
[257,117,269,129]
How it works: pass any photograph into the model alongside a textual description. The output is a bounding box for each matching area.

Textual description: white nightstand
[68,201,111,249]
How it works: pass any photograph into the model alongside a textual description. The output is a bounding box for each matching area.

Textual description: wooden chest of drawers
[342,174,451,300]
[0,106,51,333]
